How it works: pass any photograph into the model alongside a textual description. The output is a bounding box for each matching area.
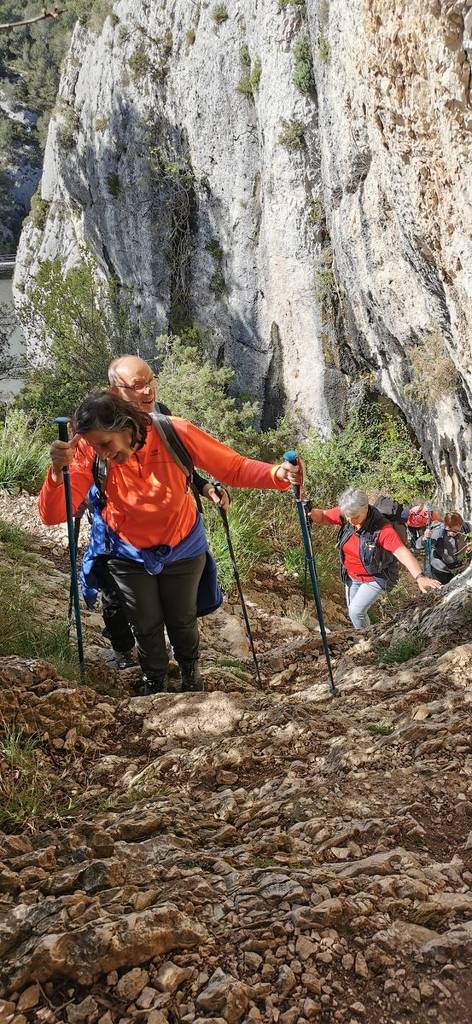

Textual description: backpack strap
[92,454,109,510]
[150,412,194,489]
[89,414,201,513]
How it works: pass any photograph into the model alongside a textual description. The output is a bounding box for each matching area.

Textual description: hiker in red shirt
[308,486,440,628]
[39,391,301,693]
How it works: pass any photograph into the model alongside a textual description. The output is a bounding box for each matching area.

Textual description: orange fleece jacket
[39,417,290,549]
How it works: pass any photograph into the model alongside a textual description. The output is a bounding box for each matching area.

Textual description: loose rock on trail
[1,493,472,1024]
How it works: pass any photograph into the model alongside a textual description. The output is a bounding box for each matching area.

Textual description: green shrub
[315,266,335,300]
[377,633,428,665]
[240,43,251,67]
[278,119,305,149]
[29,192,50,231]
[319,36,330,62]
[210,271,226,296]
[366,721,395,736]
[95,113,108,132]
[237,75,253,97]
[405,329,458,407]
[0,410,49,493]
[251,58,262,90]
[18,254,154,426]
[307,198,323,224]
[278,0,305,10]
[301,401,434,509]
[293,36,314,94]
[206,238,226,296]
[56,104,80,151]
[212,4,229,25]
[128,48,151,79]
[106,172,120,197]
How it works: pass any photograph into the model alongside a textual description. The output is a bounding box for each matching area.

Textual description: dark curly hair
[73,391,151,450]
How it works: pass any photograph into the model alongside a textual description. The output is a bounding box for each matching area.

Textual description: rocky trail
[1,495,472,1024]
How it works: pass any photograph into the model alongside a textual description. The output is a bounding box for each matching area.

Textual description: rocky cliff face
[14,0,472,508]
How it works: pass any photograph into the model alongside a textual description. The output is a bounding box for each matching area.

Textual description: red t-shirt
[323,506,403,582]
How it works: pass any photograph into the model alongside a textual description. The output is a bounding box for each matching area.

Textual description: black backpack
[92,411,202,511]
[374,495,407,544]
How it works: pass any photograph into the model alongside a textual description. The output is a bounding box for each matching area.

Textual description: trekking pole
[282,450,338,697]
[67,512,82,632]
[54,417,86,682]
[423,503,433,578]
[214,483,262,686]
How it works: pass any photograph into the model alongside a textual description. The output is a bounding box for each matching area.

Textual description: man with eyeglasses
[90,354,229,678]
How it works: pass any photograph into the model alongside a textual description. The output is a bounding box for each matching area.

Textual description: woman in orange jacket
[39,391,301,694]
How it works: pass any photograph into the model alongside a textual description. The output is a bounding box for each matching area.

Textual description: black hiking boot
[179,660,203,693]
[139,673,167,696]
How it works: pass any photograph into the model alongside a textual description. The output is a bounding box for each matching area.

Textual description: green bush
[240,43,251,67]
[0,410,49,493]
[307,198,323,224]
[212,4,229,25]
[251,58,262,90]
[300,400,433,508]
[319,36,330,62]
[29,192,50,231]
[18,254,153,427]
[293,36,314,94]
[95,113,108,132]
[128,48,151,79]
[237,74,253,97]
[278,119,305,149]
[377,633,428,665]
[405,329,458,407]
[56,104,80,151]
[278,0,305,10]
[106,172,120,197]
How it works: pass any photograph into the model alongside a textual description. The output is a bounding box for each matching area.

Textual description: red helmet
[407,507,430,529]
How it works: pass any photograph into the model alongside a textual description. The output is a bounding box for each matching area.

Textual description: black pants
[107,553,206,677]
[93,557,135,654]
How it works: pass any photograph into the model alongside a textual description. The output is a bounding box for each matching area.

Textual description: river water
[0,271,25,401]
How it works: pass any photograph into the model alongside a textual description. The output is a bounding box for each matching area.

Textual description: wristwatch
[414,572,425,581]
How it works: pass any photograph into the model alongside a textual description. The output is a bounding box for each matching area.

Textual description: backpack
[374,495,407,544]
[92,411,203,513]
[337,506,400,590]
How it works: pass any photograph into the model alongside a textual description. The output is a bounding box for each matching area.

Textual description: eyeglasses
[117,376,157,393]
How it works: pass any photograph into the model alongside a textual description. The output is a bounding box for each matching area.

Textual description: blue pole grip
[282,449,301,499]
[283,449,298,464]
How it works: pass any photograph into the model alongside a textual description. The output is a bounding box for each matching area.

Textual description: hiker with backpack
[419,512,472,585]
[308,486,441,628]
[39,391,301,693]
[78,355,230,669]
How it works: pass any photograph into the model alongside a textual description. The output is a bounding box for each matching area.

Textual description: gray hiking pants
[107,553,206,676]
[345,579,384,629]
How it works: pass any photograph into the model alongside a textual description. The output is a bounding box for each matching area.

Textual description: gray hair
[338,486,369,517]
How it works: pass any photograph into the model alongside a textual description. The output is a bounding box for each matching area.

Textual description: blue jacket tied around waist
[80,485,223,617]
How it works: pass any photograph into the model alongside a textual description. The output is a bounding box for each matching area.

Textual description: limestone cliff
[14,0,472,508]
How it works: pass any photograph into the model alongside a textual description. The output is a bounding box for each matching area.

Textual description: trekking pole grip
[282,449,301,500]
[55,416,70,445]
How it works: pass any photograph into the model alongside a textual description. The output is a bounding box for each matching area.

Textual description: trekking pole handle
[282,449,301,500]
[55,416,70,445]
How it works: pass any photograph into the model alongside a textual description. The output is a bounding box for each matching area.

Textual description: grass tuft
[377,633,428,665]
